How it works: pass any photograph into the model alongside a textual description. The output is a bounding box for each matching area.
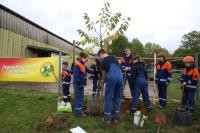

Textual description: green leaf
[77,1,131,50]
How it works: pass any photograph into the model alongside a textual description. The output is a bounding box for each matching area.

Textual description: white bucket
[133,111,141,126]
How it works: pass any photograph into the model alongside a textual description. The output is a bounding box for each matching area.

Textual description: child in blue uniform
[119,48,134,98]
[180,56,199,113]
[73,53,94,117]
[62,62,71,103]
[128,56,152,114]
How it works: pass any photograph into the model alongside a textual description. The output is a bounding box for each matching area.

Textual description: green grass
[168,73,200,100]
[0,89,58,133]
[168,83,182,100]
[0,89,200,133]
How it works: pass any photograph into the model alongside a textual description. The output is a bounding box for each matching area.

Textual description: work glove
[122,66,126,71]
[182,82,186,85]
[123,67,131,71]
[88,76,94,80]
[187,80,192,85]
[181,82,186,87]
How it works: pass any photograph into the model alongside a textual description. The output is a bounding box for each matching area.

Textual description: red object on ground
[155,113,166,125]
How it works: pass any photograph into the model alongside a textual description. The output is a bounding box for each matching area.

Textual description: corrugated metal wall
[0,28,69,57]
[0,5,82,58]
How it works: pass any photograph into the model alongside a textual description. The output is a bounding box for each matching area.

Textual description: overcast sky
[1,0,200,53]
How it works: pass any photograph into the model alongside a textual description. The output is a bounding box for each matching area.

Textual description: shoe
[102,118,111,125]
[67,96,71,102]
[159,105,164,109]
[74,112,87,117]
[81,113,87,117]
[113,119,119,124]
[126,110,134,115]
[147,107,152,113]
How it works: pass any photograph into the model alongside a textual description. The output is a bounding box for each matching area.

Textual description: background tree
[180,30,200,68]
[172,47,190,58]
[180,30,200,54]
[172,47,190,68]
[172,30,200,68]
[130,38,144,56]
[77,2,131,53]
[107,35,129,57]
[144,42,169,57]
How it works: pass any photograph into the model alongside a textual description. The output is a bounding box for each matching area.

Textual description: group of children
[155,53,199,113]
[61,48,199,125]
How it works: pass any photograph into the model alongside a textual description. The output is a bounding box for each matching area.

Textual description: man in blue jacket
[119,48,134,98]
[98,49,123,125]
[73,52,93,117]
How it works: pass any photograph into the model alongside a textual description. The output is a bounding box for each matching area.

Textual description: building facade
[0,4,82,59]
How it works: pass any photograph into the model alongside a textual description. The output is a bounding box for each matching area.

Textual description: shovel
[122,70,127,100]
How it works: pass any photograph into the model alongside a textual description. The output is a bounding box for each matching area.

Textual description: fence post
[195,53,199,100]
[73,40,75,63]
[153,53,157,105]
[59,51,62,95]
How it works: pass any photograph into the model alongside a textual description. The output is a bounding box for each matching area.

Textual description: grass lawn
[0,88,200,133]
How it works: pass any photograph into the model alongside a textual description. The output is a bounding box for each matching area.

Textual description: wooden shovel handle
[157,123,161,133]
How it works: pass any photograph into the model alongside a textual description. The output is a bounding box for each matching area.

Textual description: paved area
[0,77,158,99]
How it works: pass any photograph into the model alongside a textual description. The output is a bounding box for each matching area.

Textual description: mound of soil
[43,115,68,132]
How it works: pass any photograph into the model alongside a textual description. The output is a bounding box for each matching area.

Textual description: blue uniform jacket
[62,69,71,84]
[73,60,94,87]
[180,64,199,90]
[155,61,172,84]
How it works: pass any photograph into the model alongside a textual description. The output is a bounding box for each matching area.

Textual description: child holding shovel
[180,56,199,113]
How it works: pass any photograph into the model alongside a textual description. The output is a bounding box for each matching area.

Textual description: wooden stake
[195,53,199,100]
[73,40,75,63]
[59,51,62,95]
[99,70,105,116]
[153,53,157,105]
